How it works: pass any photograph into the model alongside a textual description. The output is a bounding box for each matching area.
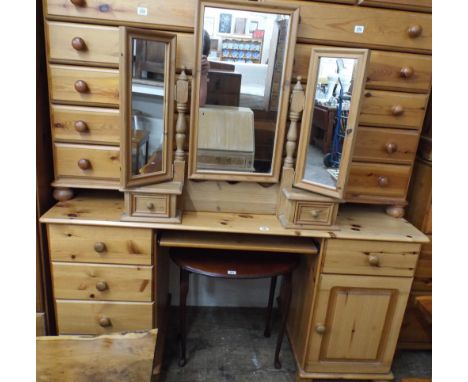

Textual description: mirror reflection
[130,38,166,177]
[197,7,290,173]
[304,57,357,188]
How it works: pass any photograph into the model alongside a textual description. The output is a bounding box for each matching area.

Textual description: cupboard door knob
[71,37,87,51]
[77,158,91,170]
[407,25,423,38]
[96,281,108,292]
[400,66,414,79]
[391,104,404,116]
[70,0,86,6]
[315,324,326,335]
[385,143,397,154]
[74,80,89,93]
[99,316,112,328]
[147,202,154,210]
[94,242,106,253]
[378,176,389,187]
[74,120,89,133]
[368,254,380,266]
[309,210,319,218]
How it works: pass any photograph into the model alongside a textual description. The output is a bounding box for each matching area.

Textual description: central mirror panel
[189,1,299,182]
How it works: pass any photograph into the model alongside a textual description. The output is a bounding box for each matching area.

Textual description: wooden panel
[398,292,432,347]
[51,105,120,145]
[358,0,432,13]
[131,194,170,217]
[295,202,334,225]
[37,330,157,382]
[36,313,46,336]
[360,90,428,129]
[353,127,419,164]
[406,158,432,233]
[52,262,153,301]
[56,300,154,334]
[46,21,119,65]
[49,65,119,106]
[412,236,432,291]
[45,0,196,31]
[54,143,120,179]
[323,239,420,277]
[48,224,152,265]
[306,274,412,373]
[345,162,412,199]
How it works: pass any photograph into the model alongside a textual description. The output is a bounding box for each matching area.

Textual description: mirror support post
[284,77,305,169]
[175,67,189,161]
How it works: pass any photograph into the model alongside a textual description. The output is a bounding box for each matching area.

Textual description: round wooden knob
[147,202,154,210]
[71,37,87,51]
[96,281,109,292]
[391,105,404,116]
[368,254,380,266]
[309,210,319,218]
[77,158,91,170]
[400,66,414,79]
[74,80,89,93]
[315,324,326,335]
[407,25,423,38]
[74,120,89,133]
[70,0,86,6]
[378,176,389,187]
[99,316,112,327]
[385,142,397,154]
[94,242,106,253]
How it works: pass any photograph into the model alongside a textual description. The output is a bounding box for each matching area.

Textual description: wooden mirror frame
[294,48,369,198]
[188,0,300,183]
[120,27,176,188]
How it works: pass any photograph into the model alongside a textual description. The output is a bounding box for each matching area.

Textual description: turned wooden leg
[178,269,189,367]
[264,276,277,338]
[274,272,292,369]
[385,205,405,218]
[53,187,74,202]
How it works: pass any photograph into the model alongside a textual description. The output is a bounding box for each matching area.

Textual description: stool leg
[178,268,189,367]
[274,272,292,369]
[264,276,277,337]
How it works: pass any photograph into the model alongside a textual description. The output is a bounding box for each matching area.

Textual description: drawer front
[49,65,119,106]
[52,263,153,301]
[48,225,152,265]
[353,127,419,164]
[55,143,120,180]
[323,239,420,277]
[56,300,154,334]
[345,162,412,199]
[131,194,170,218]
[51,105,120,145]
[294,202,334,226]
[46,21,119,65]
[358,0,432,13]
[360,90,428,129]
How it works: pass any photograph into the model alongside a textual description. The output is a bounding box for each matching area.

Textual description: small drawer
[48,224,152,265]
[358,0,432,13]
[360,90,428,129]
[353,127,419,165]
[46,21,119,65]
[131,194,170,218]
[323,239,420,277]
[49,64,119,106]
[294,202,335,226]
[56,300,154,335]
[54,143,120,180]
[51,105,120,145]
[52,262,153,301]
[345,162,412,200]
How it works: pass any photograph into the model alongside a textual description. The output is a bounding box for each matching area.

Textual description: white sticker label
[227,270,237,275]
[354,25,365,34]
[259,226,270,232]
[137,7,148,16]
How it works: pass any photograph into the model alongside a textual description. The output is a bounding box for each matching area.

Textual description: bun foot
[53,187,74,202]
[385,205,405,218]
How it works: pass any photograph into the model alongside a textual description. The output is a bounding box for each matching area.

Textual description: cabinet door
[306,274,412,374]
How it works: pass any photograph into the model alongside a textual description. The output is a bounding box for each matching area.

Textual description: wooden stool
[170,248,300,369]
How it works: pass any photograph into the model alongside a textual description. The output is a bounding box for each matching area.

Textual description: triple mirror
[189,1,299,182]
[295,48,369,198]
[120,28,176,188]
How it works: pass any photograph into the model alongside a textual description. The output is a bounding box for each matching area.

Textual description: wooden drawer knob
[99,316,112,328]
[74,80,89,93]
[308,210,319,218]
[94,242,106,253]
[96,281,109,292]
[77,158,91,170]
[315,324,326,335]
[400,66,414,79]
[368,254,380,266]
[146,202,155,210]
[385,142,398,154]
[407,25,423,38]
[70,0,86,6]
[71,37,87,51]
[391,104,404,116]
[74,120,89,133]
[378,176,389,187]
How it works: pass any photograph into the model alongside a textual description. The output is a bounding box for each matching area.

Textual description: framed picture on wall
[248,20,258,33]
[234,17,247,34]
[219,13,232,33]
